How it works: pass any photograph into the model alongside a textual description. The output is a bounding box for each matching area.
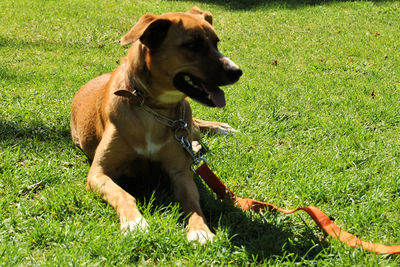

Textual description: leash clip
[175,131,207,172]
[191,156,208,172]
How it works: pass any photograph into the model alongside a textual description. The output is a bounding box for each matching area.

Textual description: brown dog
[70,7,242,244]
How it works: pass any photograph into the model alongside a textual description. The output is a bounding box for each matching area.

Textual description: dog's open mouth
[173,72,225,108]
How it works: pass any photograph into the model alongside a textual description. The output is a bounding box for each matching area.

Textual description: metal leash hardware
[173,121,207,172]
[137,98,207,169]
[139,98,186,129]
[132,89,145,107]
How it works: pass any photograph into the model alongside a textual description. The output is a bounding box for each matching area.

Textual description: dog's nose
[227,68,243,83]
[219,55,242,83]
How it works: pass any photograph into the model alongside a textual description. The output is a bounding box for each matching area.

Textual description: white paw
[187,230,215,245]
[120,217,149,234]
[216,123,238,135]
[191,141,202,153]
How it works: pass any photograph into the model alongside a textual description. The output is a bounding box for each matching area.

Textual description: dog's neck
[116,70,188,127]
[124,73,181,110]
[114,60,176,110]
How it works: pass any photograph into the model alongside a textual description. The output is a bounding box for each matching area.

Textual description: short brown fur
[70,7,241,244]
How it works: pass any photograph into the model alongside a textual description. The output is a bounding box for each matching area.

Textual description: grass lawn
[1,0,400,265]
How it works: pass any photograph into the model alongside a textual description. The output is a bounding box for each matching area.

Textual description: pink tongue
[210,89,226,107]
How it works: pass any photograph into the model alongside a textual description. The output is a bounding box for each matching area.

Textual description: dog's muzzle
[173,72,226,107]
[173,57,242,108]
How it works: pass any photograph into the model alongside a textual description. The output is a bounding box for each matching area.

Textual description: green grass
[1,0,400,265]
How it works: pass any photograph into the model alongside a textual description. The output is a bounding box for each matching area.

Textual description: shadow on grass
[115,168,331,262]
[198,177,331,261]
[165,0,389,10]
[0,118,330,261]
[0,34,119,51]
[0,119,70,143]
[0,64,56,86]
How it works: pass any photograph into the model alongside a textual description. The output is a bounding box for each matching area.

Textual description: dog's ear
[139,19,171,49]
[120,14,171,48]
[120,14,157,46]
[188,6,213,25]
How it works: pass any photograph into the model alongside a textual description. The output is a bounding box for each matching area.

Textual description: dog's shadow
[115,167,330,261]
[0,115,329,261]
[167,0,386,11]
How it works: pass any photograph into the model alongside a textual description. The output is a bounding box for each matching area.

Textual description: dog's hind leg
[86,125,149,233]
[192,118,237,141]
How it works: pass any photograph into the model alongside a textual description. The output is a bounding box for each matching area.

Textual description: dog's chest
[134,133,164,157]
[124,107,183,159]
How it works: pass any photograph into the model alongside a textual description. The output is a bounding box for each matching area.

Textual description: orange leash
[196,163,400,254]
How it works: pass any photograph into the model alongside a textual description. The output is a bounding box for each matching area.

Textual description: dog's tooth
[184,75,198,88]
[187,79,194,86]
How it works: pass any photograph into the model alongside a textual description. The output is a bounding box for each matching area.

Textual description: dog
[70,7,242,244]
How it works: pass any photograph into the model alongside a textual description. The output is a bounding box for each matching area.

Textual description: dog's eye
[182,38,203,51]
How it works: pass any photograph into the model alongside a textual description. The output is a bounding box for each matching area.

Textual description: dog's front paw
[187,230,215,245]
[216,123,238,135]
[121,217,149,234]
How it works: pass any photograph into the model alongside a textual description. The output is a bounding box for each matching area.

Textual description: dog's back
[70,73,111,159]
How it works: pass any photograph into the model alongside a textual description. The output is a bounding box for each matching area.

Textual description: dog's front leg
[162,156,215,244]
[86,126,149,233]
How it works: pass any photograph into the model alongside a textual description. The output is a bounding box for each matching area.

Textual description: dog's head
[120,7,242,108]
